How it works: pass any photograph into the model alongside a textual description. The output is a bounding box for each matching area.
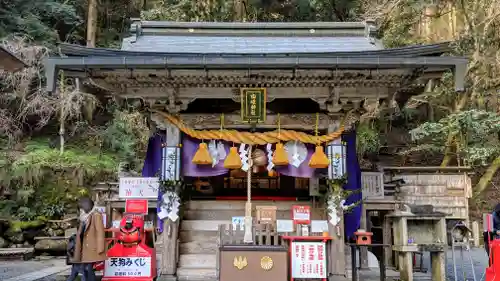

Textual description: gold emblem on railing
[260,256,273,271]
[233,256,248,270]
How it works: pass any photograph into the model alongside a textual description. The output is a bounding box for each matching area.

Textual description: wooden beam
[151,112,343,131]
[382,166,472,172]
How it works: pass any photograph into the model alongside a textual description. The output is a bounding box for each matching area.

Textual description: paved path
[0,257,68,281]
[421,248,489,281]
[0,248,490,281]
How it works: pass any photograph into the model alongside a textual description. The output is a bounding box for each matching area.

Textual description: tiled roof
[121,20,382,54]
[121,35,380,54]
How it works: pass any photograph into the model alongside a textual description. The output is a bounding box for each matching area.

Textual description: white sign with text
[104,257,151,277]
[119,177,159,199]
[291,242,327,279]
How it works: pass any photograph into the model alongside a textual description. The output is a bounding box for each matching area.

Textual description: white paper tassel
[291,141,301,168]
[208,140,219,167]
[266,143,274,171]
[239,144,249,171]
[217,142,227,161]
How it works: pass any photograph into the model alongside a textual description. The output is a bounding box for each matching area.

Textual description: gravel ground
[0,259,56,280]
[421,248,488,281]
[0,257,67,281]
[0,248,491,281]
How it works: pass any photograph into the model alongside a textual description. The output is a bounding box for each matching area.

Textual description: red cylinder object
[485,239,500,281]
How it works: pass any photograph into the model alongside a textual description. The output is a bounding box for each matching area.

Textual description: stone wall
[394,173,471,219]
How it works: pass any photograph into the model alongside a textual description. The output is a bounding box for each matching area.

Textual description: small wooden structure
[390,210,447,281]
[0,46,25,72]
[359,167,472,270]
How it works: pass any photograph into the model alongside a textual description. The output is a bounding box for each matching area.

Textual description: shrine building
[45,20,467,281]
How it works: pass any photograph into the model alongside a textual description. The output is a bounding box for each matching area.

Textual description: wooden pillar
[399,251,413,281]
[160,220,179,276]
[328,211,346,275]
[472,221,480,247]
[326,127,346,276]
[382,213,392,267]
[393,216,413,281]
[431,252,446,281]
[159,121,181,277]
[359,205,368,269]
[431,217,447,281]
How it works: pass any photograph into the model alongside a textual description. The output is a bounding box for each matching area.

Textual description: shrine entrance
[186,172,311,200]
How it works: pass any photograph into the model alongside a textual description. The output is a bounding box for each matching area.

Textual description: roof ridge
[129,19,368,30]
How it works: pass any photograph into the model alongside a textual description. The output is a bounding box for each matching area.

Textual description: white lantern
[162,144,181,181]
[326,140,347,179]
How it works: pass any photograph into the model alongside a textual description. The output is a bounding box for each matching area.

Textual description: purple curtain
[142,131,165,232]
[343,130,362,239]
[275,145,315,178]
[181,136,229,177]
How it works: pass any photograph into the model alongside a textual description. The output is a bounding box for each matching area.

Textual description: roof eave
[58,42,453,58]
[0,47,27,72]
[44,55,467,93]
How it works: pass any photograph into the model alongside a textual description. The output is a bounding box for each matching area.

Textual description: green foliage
[0,0,82,43]
[12,139,117,184]
[356,122,381,156]
[101,110,149,164]
[142,0,361,22]
[408,110,500,166]
[376,0,425,48]
[9,219,46,232]
[0,140,118,220]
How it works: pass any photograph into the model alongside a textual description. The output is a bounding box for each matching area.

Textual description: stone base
[157,275,177,281]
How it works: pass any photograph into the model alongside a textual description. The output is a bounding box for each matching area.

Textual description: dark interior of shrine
[183,98,321,114]
[181,97,332,200]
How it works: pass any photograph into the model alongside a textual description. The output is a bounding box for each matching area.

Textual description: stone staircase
[176,200,315,281]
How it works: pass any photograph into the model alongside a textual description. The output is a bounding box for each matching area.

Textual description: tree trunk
[86,0,98,47]
[59,71,65,155]
[474,156,500,195]
[234,0,247,22]
[440,93,469,167]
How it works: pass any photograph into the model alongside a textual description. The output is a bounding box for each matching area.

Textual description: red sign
[125,199,148,214]
[292,205,311,225]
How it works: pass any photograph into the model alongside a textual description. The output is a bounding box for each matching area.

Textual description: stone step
[176,268,217,281]
[184,209,292,220]
[179,254,216,269]
[181,220,228,231]
[180,241,218,254]
[179,230,218,243]
[186,200,311,211]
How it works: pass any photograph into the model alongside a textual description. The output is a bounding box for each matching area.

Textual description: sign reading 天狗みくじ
[119,177,159,199]
[241,88,266,123]
[104,257,151,277]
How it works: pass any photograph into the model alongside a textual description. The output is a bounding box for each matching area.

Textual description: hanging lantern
[272,114,289,166]
[224,146,242,169]
[272,142,289,166]
[327,140,347,179]
[308,113,329,169]
[268,169,277,177]
[309,145,330,169]
[192,142,213,165]
[161,143,181,181]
